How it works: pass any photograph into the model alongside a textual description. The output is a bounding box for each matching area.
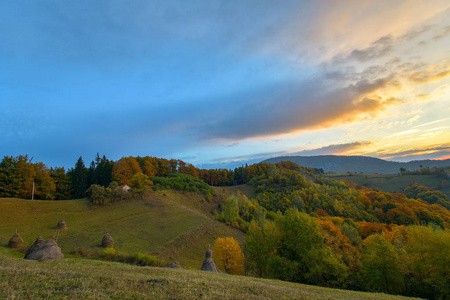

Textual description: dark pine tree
[68,156,88,198]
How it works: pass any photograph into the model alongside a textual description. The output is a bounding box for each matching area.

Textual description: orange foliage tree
[112,157,142,186]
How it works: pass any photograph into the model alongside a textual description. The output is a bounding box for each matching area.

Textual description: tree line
[0,154,324,200]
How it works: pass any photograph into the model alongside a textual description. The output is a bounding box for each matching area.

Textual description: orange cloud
[433,154,450,160]
[408,59,450,84]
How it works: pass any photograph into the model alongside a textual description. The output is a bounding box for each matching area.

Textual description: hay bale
[26,239,64,260]
[8,233,24,249]
[24,236,46,259]
[201,249,219,272]
[56,220,67,231]
[168,261,181,268]
[102,232,114,248]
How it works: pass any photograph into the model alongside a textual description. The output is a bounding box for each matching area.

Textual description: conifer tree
[68,156,88,198]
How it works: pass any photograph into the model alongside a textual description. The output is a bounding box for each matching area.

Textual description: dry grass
[0,256,419,300]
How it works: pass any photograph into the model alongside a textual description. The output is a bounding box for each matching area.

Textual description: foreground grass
[0,256,418,300]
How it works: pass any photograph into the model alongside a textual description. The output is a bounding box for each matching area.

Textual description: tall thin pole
[32,181,35,200]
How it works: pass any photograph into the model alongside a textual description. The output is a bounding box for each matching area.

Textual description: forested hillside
[213,162,450,299]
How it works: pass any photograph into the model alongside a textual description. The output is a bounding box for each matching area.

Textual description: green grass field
[0,256,419,299]
[0,190,245,268]
[325,173,450,198]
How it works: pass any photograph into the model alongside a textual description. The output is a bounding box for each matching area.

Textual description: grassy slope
[0,256,418,300]
[325,173,450,198]
[0,190,245,268]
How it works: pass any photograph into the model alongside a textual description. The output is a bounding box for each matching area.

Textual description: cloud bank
[1,1,449,167]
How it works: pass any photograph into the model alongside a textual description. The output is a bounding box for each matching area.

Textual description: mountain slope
[262,155,450,174]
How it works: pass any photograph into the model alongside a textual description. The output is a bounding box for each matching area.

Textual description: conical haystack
[24,236,46,259]
[56,220,67,231]
[168,261,181,268]
[26,239,64,260]
[201,249,219,272]
[102,232,114,248]
[8,233,24,249]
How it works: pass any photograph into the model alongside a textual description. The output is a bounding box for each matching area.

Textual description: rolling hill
[262,155,450,174]
[0,255,419,299]
[0,190,245,268]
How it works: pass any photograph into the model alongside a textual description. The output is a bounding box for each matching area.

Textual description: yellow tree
[212,237,245,275]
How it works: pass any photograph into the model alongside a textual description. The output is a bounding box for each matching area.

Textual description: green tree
[130,172,152,198]
[68,156,88,198]
[223,194,240,226]
[362,234,404,294]
[50,167,72,200]
[245,220,279,277]
[404,226,450,299]
[269,208,347,287]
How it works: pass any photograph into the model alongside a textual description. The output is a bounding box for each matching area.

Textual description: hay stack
[56,220,67,231]
[201,249,219,272]
[102,232,114,248]
[168,261,181,268]
[26,239,64,260]
[8,232,24,249]
[24,236,46,259]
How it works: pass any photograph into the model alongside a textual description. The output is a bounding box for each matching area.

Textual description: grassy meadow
[0,190,244,268]
[0,255,419,299]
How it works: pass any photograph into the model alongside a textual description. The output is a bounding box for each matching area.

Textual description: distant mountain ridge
[262,155,450,174]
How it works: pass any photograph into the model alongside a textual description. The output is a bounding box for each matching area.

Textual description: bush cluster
[151,174,214,195]
[73,247,165,267]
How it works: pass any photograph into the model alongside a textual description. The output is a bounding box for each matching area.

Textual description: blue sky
[1,1,450,169]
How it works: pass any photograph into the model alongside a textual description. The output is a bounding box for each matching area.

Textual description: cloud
[259,1,450,62]
[432,25,450,40]
[376,145,450,161]
[408,60,450,84]
[188,74,403,141]
[292,141,372,156]
[347,35,394,62]
[413,118,450,128]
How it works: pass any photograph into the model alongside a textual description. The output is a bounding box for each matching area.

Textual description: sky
[1,0,450,169]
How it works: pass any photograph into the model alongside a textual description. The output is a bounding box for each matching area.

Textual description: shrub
[151,174,214,194]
